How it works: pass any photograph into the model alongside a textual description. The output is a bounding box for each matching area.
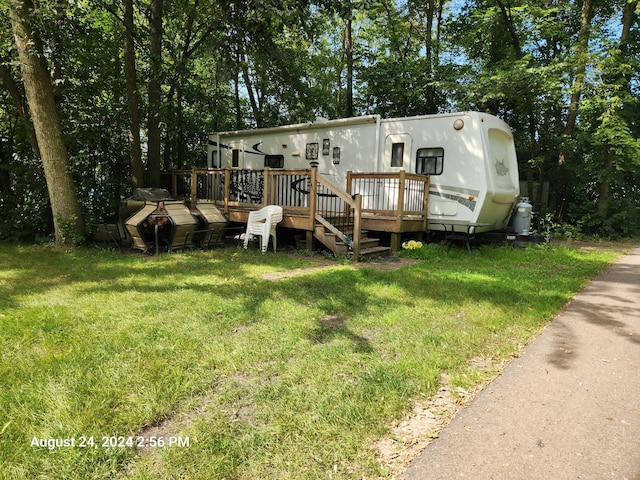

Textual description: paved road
[402,247,640,480]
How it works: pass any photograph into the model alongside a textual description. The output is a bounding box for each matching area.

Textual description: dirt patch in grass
[374,380,462,476]
[261,256,419,281]
[319,313,347,328]
[374,357,514,478]
[550,238,638,254]
[361,256,421,271]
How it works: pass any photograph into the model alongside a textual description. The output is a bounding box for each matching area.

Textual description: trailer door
[375,133,412,210]
[384,133,412,169]
[229,142,244,168]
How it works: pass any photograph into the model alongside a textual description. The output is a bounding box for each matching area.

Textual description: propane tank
[512,198,533,235]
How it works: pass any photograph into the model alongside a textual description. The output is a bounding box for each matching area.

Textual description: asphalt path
[402,247,640,480]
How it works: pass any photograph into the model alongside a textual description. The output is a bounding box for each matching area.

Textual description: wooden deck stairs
[313,222,391,259]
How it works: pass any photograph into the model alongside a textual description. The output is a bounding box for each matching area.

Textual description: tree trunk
[0,60,39,214]
[0,143,14,210]
[234,67,242,130]
[50,0,66,101]
[9,0,85,246]
[240,43,262,127]
[620,1,636,55]
[597,0,637,218]
[559,0,593,164]
[495,0,521,57]
[163,91,174,170]
[596,155,612,217]
[424,0,442,114]
[175,88,184,169]
[233,32,244,130]
[146,0,163,187]
[0,62,40,158]
[123,0,145,191]
[496,0,540,206]
[345,14,354,118]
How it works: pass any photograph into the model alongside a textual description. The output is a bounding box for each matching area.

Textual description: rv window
[416,147,444,175]
[306,143,319,160]
[333,147,341,165]
[232,149,240,168]
[391,143,404,167]
[264,155,284,168]
[211,151,218,168]
[323,139,330,156]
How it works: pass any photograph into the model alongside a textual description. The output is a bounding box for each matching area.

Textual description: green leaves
[1,0,639,242]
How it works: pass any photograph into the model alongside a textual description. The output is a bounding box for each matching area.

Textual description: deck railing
[161,167,429,255]
[264,169,313,212]
[347,170,430,231]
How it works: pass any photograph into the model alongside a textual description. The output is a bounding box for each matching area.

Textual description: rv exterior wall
[206,111,520,234]
[475,115,521,230]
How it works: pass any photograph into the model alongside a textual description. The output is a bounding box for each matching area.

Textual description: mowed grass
[0,241,630,479]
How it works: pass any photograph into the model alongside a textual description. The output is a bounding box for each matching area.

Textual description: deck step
[314,223,365,235]
[312,220,391,259]
[353,246,392,259]
[337,237,380,248]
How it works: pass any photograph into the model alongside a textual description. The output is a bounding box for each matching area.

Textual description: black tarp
[129,188,174,202]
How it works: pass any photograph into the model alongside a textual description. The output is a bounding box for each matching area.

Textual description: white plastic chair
[243,205,283,253]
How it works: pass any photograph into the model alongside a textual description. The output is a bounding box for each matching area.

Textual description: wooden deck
[161,167,430,255]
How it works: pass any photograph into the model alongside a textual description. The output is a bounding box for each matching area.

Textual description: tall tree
[146,0,163,187]
[342,2,355,117]
[593,0,639,217]
[8,0,85,246]
[0,58,39,158]
[559,0,593,165]
[223,0,320,127]
[2,0,639,242]
[316,0,365,118]
[162,0,218,169]
[423,0,444,113]
[494,0,542,205]
[123,0,145,190]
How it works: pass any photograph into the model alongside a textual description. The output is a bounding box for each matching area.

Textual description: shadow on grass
[0,242,631,479]
[308,314,374,353]
[0,243,623,332]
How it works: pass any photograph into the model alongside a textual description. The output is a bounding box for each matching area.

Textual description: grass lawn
[0,240,632,479]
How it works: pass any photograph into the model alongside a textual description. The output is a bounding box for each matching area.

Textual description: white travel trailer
[207,111,520,233]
